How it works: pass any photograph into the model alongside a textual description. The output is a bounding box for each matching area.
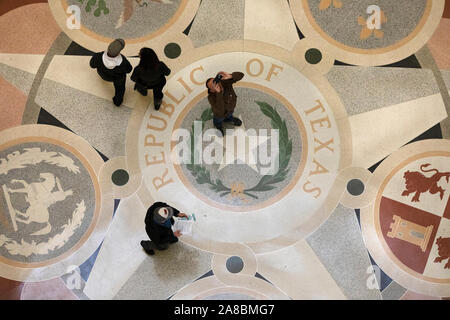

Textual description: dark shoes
[215,117,241,136]
[232,117,242,126]
[112,97,123,107]
[133,84,162,110]
[224,117,242,126]
[140,240,155,255]
[141,238,177,255]
[154,98,162,110]
[156,242,169,250]
[169,235,179,244]
[214,124,225,136]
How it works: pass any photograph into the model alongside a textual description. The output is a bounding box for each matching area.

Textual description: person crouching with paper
[140,202,188,255]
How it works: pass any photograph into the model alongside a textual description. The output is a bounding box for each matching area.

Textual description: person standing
[89,38,132,107]
[131,48,171,110]
[140,201,188,255]
[206,71,244,136]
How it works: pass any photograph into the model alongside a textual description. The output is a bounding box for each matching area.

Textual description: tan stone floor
[0,0,449,300]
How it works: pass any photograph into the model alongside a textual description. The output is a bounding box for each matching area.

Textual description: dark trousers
[112,77,126,103]
[98,72,126,104]
[135,79,166,106]
[213,113,234,128]
[144,226,178,251]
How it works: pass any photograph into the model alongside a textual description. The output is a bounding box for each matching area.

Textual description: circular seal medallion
[132,47,351,245]
[361,139,450,296]
[0,125,112,282]
[173,85,307,211]
[48,0,200,54]
[290,0,445,66]
[65,0,183,40]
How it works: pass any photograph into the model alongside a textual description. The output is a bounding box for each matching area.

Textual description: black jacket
[131,61,171,88]
[89,52,132,82]
[144,202,180,246]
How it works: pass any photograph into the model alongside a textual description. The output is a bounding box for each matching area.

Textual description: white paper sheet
[172,219,194,235]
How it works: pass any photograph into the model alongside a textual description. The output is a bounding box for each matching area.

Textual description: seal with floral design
[129,47,351,246]
[0,125,112,282]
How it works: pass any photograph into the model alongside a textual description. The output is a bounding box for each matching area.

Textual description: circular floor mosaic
[0,142,96,266]
[305,0,428,50]
[290,0,445,65]
[175,86,305,210]
[49,0,200,54]
[0,125,111,282]
[65,0,182,39]
[361,140,450,296]
[133,49,350,244]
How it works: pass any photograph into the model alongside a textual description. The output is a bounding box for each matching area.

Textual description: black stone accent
[111,169,129,187]
[226,256,244,274]
[255,272,272,284]
[354,208,361,228]
[38,107,72,131]
[407,122,443,144]
[368,157,387,174]
[376,55,422,69]
[79,241,103,282]
[65,41,95,56]
[195,269,214,282]
[368,253,393,292]
[334,60,354,66]
[289,0,306,41]
[305,48,322,65]
[182,15,196,36]
[347,179,365,196]
[335,55,421,68]
[167,269,214,300]
[368,123,442,173]
[96,150,109,163]
[164,43,182,59]
[295,24,306,40]
[113,199,121,217]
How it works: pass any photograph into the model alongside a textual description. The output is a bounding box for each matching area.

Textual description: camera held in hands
[213,73,223,84]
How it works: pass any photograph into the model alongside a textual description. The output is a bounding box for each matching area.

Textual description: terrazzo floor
[0,0,450,301]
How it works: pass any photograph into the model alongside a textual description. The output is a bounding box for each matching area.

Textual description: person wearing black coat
[89,38,132,107]
[140,201,188,255]
[131,47,171,110]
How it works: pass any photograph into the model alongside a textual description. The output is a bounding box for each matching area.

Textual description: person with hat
[206,71,244,136]
[140,201,188,255]
[89,38,132,107]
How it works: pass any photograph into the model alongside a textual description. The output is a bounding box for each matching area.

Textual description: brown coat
[207,72,244,118]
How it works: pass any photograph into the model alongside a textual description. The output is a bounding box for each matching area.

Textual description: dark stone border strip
[22,32,72,125]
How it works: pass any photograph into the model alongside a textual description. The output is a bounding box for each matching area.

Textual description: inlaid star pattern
[211,117,269,173]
